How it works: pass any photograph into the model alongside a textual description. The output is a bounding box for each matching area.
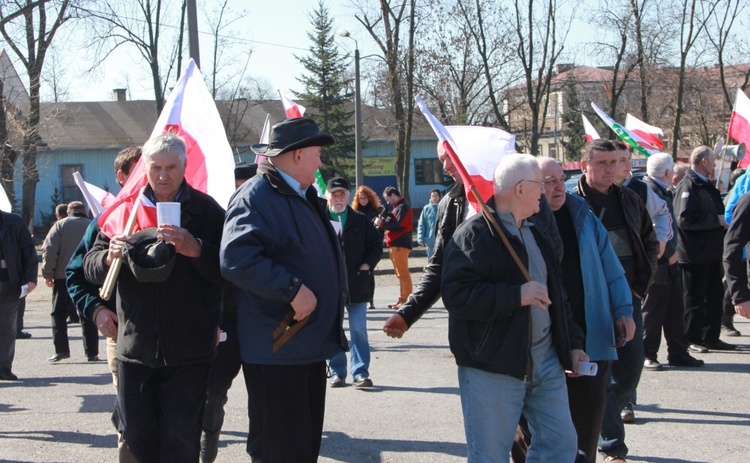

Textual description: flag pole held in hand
[99,198,141,301]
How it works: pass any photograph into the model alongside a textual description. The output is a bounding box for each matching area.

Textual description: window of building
[549,144,558,159]
[414,158,451,185]
[60,165,84,203]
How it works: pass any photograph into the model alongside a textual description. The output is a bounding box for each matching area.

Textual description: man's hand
[719,215,728,229]
[615,316,636,347]
[657,239,666,259]
[106,234,130,266]
[520,281,551,308]
[668,254,678,265]
[26,281,36,294]
[45,278,54,288]
[157,225,201,258]
[383,313,409,338]
[95,306,118,339]
[734,301,750,319]
[291,284,317,321]
[359,264,371,271]
[418,242,424,247]
[566,349,590,377]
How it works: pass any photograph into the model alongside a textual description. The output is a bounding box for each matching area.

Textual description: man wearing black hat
[83,134,226,462]
[221,118,348,462]
[325,176,381,389]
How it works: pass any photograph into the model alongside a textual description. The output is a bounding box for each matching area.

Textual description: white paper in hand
[157,202,181,227]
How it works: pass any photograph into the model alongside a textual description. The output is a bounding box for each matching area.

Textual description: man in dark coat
[673,145,735,352]
[84,134,225,462]
[442,153,587,462]
[325,177,382,389]
[221,118,347,463]
[0,211,38,381]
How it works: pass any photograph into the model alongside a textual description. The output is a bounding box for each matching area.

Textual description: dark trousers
[0,293,20,373]
[600,295,644,458]
[243,361,327,463]
[118,361,210,463]
[642,264,689,360]
[723,280,737,326]
[51,279,99,356]
[202,324,258,454]
[15,297,25,334]
[681,262,723,345]
[512,361,610,463]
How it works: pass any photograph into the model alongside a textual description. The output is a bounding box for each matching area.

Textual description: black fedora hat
[251,118,335,157]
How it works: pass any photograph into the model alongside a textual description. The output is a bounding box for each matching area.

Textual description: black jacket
[575,177,659,297]
[84,183,226,368]
[339,206,382,304]
[723,192,750,305]
[441,210,583,380]
[644,176,679,285]
[398,185,563,327]
[0,212,38,297]
[673,169,725,264]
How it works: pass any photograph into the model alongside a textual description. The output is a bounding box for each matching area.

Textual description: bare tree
[413,3,486,125]
[0,0,75,228]
[670,0,719,157]
[511,0,572,155]
[80,0,182,115]
[204,0,248,99]
[704,0,745,108]
[355,0,418,199]
[455,0,516,130]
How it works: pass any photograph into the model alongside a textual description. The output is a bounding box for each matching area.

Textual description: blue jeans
[599,294,644,458]
[329,302,370,379]
[458,347,578,463]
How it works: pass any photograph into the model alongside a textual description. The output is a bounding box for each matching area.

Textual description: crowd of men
[0,116,748,463]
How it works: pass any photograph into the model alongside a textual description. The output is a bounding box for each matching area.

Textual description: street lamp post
[338,29,364,189]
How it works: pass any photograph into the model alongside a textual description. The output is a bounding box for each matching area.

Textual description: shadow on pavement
[0,429,113,448]
[320,430,466,462]
[3,373,113,389]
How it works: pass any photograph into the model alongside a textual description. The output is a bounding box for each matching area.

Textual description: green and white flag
[591,102,660,157]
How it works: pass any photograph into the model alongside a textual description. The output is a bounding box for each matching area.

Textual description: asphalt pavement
[1,258,749,462]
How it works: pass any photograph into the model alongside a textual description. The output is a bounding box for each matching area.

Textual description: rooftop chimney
[556,64,574,74]
[113,88,127,102]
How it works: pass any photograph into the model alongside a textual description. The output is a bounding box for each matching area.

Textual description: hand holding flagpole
[99,197,140,300]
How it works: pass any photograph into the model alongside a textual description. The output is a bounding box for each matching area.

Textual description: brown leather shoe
[604,456,627,463]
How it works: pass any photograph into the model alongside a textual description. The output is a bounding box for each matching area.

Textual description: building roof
[35,98,435,151]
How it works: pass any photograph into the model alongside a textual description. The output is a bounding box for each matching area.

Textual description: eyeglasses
[516,179,545,190]
[543,176,566,186]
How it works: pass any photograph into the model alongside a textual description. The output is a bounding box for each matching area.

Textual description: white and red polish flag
[416,95,515,213]
[254,114,272,163]
[98,59,235,237]
[625,113,665,150]
[279,90,306,118]
[278,91,326,195]
[582,114,601,142]
[729,89,750,168]
[73,171,116,216]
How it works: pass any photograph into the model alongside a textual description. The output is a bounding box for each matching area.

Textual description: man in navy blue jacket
[221,118,347,463]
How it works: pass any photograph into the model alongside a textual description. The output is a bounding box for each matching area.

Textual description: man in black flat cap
[221,118,348,463]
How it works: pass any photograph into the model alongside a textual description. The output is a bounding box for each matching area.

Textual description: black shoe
[329,375,346,388]
[87,355,101,362]
[705,340,737,351]
[668,353,705,367]
[643,358,664,371]
[0,370,18,381]
[67,317,80,324]
[16,331,32,339]
[48,353,71,363]
[688,343,708,353]
[353,375,374,388]
[722,324,742,337]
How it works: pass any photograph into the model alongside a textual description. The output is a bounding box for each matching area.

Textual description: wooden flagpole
[99,197,141,300]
